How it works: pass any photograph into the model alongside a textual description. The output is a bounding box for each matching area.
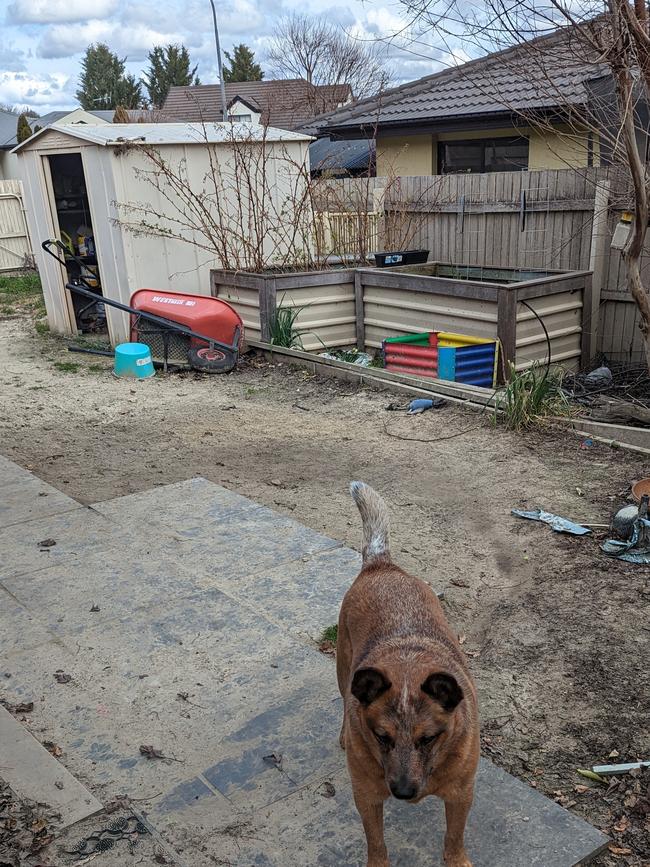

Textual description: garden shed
[13,122,312,343]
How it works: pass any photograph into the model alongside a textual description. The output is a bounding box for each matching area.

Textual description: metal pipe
[208,0,229,122]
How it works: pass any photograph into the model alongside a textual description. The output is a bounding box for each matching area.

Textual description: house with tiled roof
[163,79,352,132]
[310,24,617,176]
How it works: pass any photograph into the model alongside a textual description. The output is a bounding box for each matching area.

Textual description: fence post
[580,273,595,368]
[354,270,365,351]
[259,276,277,343]
[588,179,611,358]
[497,287,517,381]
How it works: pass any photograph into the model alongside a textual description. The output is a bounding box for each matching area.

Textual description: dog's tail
[350,481,391,565]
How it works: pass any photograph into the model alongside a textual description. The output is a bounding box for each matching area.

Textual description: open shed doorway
[47,153,107,335]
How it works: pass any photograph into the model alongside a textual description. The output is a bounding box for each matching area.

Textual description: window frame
[438,135,529,174]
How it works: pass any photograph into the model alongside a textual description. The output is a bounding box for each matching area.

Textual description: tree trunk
[623,251,650,371]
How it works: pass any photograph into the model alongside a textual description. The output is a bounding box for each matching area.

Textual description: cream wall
[376,134,433,176]
[376,124,598,175]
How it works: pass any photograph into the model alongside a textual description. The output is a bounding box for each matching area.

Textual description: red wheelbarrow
[42,240,244,373]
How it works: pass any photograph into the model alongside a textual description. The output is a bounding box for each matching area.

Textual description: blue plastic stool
[114,342,155,379]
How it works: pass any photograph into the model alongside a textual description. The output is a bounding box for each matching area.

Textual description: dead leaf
[53,670,72,684]
[613,816,631,833]
[1,699,34,714]
[608,845,633,856]
[458,634,467,645]
[139,745,165,759]
[609,749,620,759]
[319,781,336,798]
[262,752,283,770]
[42,741,62,757]
[318,640,336,656]
[450,577,470,588]
[37,538,56,548]
[574,785,590,794]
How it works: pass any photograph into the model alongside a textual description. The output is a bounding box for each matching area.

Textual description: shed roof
[13,121,312,153]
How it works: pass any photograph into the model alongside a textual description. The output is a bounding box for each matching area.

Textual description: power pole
[208,0,228,122]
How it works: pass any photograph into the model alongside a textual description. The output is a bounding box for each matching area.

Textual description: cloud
[0,71,69,108]
[0,44,26,73]
[38,22,180,60]
[7,0,118,25]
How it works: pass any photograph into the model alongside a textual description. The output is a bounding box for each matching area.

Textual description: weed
[1,306,15,316]
[53,361,80,373]
[87,363,106,373]
[35,320,49,335]
[320,624,338,644]
[496,363,570,431]
[0,272,42,301]
[269,302,305,349]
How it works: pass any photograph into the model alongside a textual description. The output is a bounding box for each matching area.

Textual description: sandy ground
[1,313,649,866]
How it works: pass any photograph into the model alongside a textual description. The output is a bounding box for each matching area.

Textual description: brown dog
[337,482,479,867]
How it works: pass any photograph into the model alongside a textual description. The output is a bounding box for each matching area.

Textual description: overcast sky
[0,0,474,113]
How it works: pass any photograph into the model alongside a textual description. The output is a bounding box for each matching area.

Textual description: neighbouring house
[312,25,625,176]
[308,137,375,177]
[0,109,24,179]
[162,79,352,132]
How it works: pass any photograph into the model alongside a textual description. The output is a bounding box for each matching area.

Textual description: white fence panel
[0,180,32,272]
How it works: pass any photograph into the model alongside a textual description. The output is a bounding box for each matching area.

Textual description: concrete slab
[90,476,261,525]
[0,585,59,653]
[153,757,609,867]
[0,706,102,828]
[0,506,111,580]
[0,463,609,866]
[0,475,80,528]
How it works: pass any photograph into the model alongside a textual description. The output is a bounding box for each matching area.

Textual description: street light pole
[208,0,229,122]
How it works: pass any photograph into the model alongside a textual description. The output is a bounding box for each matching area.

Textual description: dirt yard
[1,308,649,866]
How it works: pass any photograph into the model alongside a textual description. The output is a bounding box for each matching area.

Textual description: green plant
[496,363,570,431]
[0,272,42,301]
[320,624,338,644]
[35,320,49,334]
[53,361,80,373]
[269,302,306,349]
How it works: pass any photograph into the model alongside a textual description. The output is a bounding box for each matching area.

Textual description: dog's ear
[421,672,463,711]
[351,667,391,706]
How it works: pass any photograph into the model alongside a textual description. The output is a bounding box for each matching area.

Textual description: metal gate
[0,180,32,272]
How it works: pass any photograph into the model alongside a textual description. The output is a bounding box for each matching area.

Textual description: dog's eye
[373,731,394,749]
[417,734,440,748]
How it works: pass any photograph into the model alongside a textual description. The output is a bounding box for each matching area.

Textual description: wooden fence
[0,180,32,272]
[316,168,647,365]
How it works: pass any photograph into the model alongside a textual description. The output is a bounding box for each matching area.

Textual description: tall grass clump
[269,303,305,349]
[496,362,570,431]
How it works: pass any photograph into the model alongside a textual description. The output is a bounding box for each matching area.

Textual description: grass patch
[53,361,80,373]
[0,272,42,302]
[87,363,107,373]
[496,363,570,431]
[34,320,49,334]
[320,624,338,644]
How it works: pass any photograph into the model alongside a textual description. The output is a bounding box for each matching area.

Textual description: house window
[230,113,252,123]
[438,137,529,173]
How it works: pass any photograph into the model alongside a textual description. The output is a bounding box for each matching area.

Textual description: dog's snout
[390,779,417,801]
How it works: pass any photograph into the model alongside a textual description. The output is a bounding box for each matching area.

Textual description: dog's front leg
[352,790,389,867]
[443,791,473,867]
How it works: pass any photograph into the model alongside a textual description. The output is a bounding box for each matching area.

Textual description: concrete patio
[0,454,608,865]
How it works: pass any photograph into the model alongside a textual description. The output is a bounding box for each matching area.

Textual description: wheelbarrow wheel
[188,345,237,373]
